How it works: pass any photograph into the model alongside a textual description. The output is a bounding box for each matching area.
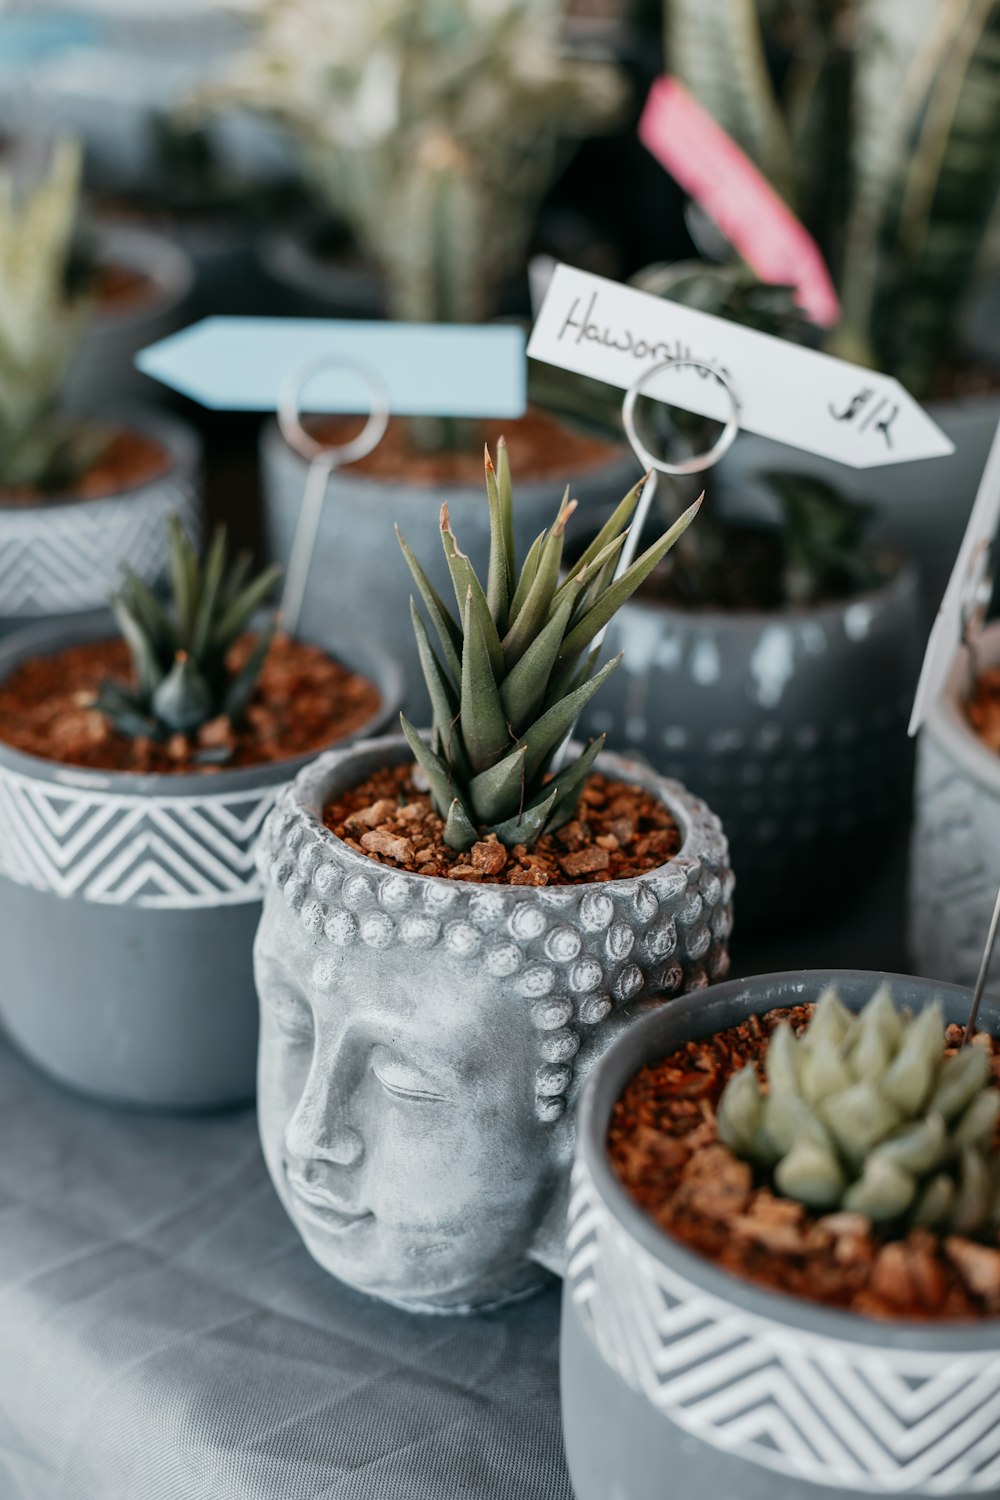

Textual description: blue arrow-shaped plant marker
[137,318,528,419]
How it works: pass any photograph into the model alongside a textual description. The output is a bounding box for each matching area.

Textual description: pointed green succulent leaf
[399,713,464,825]
[223,618,278,723]
[152,653,215,734]
[541,734,606,835]
[210,563,282,651]
[558,476,643,585]
[440,505,504,678]
[496,436,515,591]
[443,797,478,853]
[460,589,513,774]
[523,654,621,784]
[410,598,464,768]
[502,493,575,668]
[492,785,558,849]
[110,597,165,702]
[774,1139,845,1210]
[500,589,576,733]
[484,446,510,630]
[468,742,527,826]
[397,525,462,684]
[716,1064,763,1157]
[508,529,546,624]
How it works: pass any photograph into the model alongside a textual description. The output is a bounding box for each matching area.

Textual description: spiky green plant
[665,0,1000,396]
[717,986,1000,1236]
[0,140,104,493]
[396,443,700,851]
[96,518,282,755]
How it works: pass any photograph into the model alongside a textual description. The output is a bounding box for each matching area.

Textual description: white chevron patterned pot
[563,970,1000,1500]
[910,624,1000,992]
[0,408,202,635]
[253,734,732,1314]
[0,613,404,1110]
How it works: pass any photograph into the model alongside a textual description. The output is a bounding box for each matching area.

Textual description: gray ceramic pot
[910,622,1000,990]
[65,221,194,413]
[259,421,640,718]
[0,407,202,636]
[719,391,1000,633]
[577,565,923,935]
[252,732,732,1314]
[0,613,403,1110]
[563,967,1000,1500]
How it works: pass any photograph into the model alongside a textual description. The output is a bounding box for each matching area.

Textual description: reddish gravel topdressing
[0,430,171,509]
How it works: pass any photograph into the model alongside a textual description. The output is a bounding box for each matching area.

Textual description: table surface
[0,836,914,1500]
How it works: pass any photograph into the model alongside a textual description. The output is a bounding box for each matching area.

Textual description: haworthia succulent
[717,986,1000,1238]
[398,451,701,850]
[95,516,281,757]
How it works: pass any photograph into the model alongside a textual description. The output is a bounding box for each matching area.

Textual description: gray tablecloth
[0,1035,570,1500]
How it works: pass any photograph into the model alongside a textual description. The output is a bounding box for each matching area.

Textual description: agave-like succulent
[717,986,1000,1236]
[0,140,102,493]
[396,443,700,852]
[96,518,282,755]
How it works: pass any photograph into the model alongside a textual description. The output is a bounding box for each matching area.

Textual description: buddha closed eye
[371,1048,449,1103]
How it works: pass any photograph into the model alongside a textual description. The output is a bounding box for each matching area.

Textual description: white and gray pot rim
[274,730,726,903]
[0,404,200,521]
[577,966,1000,1351]
[91,218,195,325]
[605,555,920,635]
[922,622,1000,795]
[0,610,405,799]
[260,415,638,506]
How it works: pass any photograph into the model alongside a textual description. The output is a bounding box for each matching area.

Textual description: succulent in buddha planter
[253,452,733,1315]
[911,621,1000,993]
[0,140,202,635]
[0,519,402,1110]
[563,969,1000,1500]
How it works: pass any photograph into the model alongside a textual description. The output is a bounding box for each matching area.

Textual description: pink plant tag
[639,75,840,329]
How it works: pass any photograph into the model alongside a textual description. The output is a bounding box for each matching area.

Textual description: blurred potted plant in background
[197,0,639,715]
[573,263,924,937]
[664,0,1000,621]
[0,140,202,635]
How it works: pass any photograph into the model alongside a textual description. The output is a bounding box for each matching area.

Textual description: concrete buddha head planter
[254,734,733,1313]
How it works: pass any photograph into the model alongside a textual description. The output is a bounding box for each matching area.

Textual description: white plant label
[527,264,953,469]
[909,416,1000,736]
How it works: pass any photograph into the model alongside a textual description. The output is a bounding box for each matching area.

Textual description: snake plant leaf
[666,0,794,202]
[522,654,621,784]
[440,505,504,679]
[152,653,215,734]
[460,588,512,774]
[484,446,510,630]
[500,589,576,731]
[775,1138,845,1210]
[396,526,462,684]
[557,497,702,664]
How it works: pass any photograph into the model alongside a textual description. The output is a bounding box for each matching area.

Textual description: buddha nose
[284,1062,364,1169]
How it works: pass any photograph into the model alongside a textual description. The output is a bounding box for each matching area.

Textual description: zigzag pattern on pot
[0,767,276,908]
[567,1159,1000,1494]
[0,473,198,617]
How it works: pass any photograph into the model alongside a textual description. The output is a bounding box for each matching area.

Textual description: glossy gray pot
[0,407,202,636]
[253,733,733,1314]
[259,420,639,719]
[0,614,403,1110]
[577,565,923,935]
[563,968,1000,1500]
[719,391,1000,632]
[910,621,1000,990]
[65,222,194,413]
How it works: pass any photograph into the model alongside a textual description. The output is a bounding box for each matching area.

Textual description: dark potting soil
[0,633,381,774]
[306,408,620,486]
[609,1006,1000,1321]
[323,762,681,886]
[0,430,171,509]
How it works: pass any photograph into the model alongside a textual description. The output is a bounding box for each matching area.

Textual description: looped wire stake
[552,355,741,773]
[277,355,390,637]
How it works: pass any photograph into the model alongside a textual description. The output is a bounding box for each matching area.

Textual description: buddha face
[254,899,570,1311]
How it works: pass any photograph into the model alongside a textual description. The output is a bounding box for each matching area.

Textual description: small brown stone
[558,846,611,878]
[676,1144,752,1221]
[732,1192,807,1254]
[945,1237,1000,1305]
[509,865,549,886]
[166,734,190,761]
[347,798,399,831]
[596,833,620,851]
[198,715,234,750]
[360,829,413,863]
[470,840,507,875]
